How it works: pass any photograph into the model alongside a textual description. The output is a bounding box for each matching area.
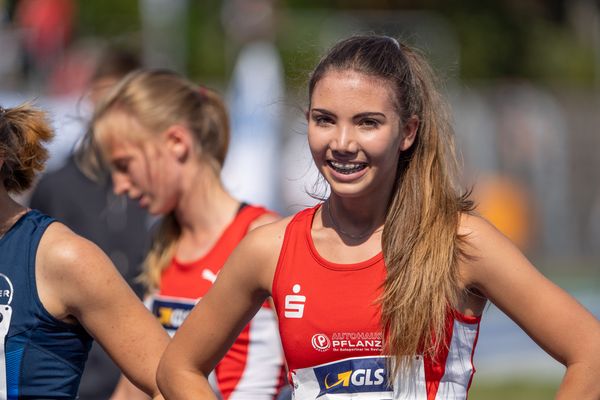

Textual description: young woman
[0,104,168,399]
[29,47,149,400]
[156,35,600,399]
[84,69,285,399]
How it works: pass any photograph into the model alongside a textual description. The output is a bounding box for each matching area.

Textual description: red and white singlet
[272,206,481,399]
[147,204,285,399]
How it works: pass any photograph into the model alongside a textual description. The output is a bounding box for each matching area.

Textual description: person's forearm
[157,368,217,400]
[109,375,151,400]
[556,362,600,399]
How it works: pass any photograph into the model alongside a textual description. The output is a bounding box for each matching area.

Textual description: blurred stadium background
[1,1,598,398]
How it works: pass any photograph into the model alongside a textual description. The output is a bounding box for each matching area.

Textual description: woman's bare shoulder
[457,211,534,287]
[217,215,296,294]
[38,222,110,273]
[248,210,281,231]
[36,222,121,319]
[457,212,509,253]
[241,215,295,255]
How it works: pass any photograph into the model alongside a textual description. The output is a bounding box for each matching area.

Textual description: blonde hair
[0,103,54,193]
[80,69,230,290]
[309,36,473,374]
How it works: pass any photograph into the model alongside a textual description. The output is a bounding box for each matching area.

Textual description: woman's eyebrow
[311,109,387,120]
[354,112,386,119]
[310,108,335,116]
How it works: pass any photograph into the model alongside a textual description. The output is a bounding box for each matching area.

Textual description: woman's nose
[330,124,358,154]
[111,172,130,196]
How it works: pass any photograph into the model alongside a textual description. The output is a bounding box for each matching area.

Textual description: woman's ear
[400,115,419,151]
[163,125,192,162]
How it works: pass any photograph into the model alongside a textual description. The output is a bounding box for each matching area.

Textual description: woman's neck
[173,163,240,259]
[324,194,388,240]
[0,187,28,238]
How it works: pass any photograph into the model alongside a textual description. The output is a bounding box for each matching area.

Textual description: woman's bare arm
[460,214,600,399]
[156,219,287,399]
[37,223,170,399]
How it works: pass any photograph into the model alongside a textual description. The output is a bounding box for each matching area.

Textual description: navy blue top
[0,210,92,399]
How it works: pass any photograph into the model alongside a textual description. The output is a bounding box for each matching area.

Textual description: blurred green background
[73,0,598,86]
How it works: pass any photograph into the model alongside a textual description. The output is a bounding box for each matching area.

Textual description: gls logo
[313,357,391,397]
[284,284,305,318]
[324,368,385,389]
[151,297,196,331]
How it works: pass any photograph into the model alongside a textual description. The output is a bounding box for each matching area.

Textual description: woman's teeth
[328,160,367,174]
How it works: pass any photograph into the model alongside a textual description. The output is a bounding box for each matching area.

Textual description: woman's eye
[360,119,380,128]
[313,115,334,126]
[113,160,129,173]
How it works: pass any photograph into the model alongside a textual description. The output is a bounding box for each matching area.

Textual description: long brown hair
[79,69,230,290]
[308,35,473,373]
[0,103,54,193]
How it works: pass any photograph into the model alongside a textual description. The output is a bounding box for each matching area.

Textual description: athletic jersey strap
[0,210,92,399]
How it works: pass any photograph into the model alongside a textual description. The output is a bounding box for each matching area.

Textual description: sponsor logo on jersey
[332,332,383,351]
[201,268,218,283]
[0,274,14,305]
[284,284,306,318]
[310,332,383,353]
[313,357,390,397]
[151,296,196,331]
[311,334,331,351]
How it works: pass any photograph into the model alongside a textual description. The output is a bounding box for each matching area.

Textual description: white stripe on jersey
[434,319,479,399]
[225,307,284,399]
[0,306,12,400]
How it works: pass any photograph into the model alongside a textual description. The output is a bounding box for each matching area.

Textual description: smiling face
[308,69,416,202]
[96,111,181,215]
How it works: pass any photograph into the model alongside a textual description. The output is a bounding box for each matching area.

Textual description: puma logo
[202,269,218,283]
